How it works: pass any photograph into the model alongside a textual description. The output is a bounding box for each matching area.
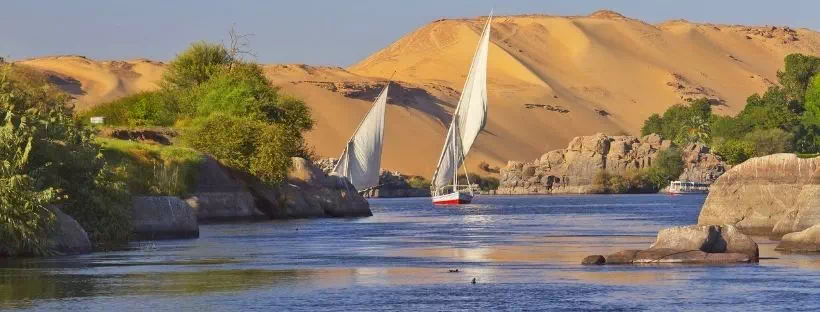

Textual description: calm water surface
[2,195,819,311]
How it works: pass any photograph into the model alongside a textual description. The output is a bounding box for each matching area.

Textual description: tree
[641,114,663,136]
[777,53,820,101]
[163,42,232,89]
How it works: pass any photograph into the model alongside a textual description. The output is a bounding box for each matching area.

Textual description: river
[2,195,819,311]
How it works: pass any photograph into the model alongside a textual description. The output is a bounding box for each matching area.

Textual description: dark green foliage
[645,147,684,190]
[83,91,178,126]
[0,65,131,253]
[185,114,297,184]
[777,53,820,101]
[591,169,653,194]
[640,99,712,146]
[640,114,663,136]
[163,42,232,89]
[712,138,755,165]
[641,54,820,163]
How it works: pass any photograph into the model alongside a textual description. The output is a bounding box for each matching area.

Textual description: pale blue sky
[1,0,816,66]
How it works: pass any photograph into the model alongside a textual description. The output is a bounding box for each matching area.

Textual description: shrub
[0,64,132,250]
[407,176,431,190]
[83,91,178,127]
[185,114,299,185]
[163,42,232,89]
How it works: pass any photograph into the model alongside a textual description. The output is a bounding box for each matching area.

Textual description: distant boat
[665,181,710,195]
[431,12,492,205]
[332,83,389,192]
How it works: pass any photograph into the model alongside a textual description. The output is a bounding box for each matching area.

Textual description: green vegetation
[642,53,820,165]
[407,176,431,190]
[85,42,314,185]
[0,64,131,255]
[592,147,683,193]
[97,138,205,196]
[457,174,501,192]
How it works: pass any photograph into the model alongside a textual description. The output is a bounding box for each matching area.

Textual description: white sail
[432,13,491,191]
[333,84,389,191]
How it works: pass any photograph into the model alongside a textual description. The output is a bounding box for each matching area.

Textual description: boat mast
[431,11,492,196]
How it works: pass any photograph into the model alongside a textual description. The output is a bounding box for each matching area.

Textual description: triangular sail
[432,13,491,191]
[333,84,389,191]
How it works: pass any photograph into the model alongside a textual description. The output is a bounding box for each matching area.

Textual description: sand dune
[12,11,820,177]
[17,55,164,110]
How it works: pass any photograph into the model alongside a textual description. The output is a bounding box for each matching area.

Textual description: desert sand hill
[12,11,820,177]
[16,55,164,110]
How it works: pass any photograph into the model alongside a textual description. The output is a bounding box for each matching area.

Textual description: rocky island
[497,133,726,194]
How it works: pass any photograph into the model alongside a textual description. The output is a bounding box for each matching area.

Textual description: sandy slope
[17,55,164,110]
[12,11,820,177]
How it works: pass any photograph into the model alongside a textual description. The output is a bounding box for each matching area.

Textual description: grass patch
[97,138,205,196]
[797,153,820,159]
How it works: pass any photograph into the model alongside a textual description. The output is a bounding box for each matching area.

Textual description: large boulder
[186,156,370,220]
[50,207,92,255]
[132,196,199,240]
[776,224,820,252]
[584,224,758,265]
[273,158,371,218]
[698,154,820,236]
[497,133,725,194]
[186,157,266,221]
[649,225,758,260]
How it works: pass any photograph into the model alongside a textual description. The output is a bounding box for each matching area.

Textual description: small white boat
[431,11,492,205]
[665,181,710,195]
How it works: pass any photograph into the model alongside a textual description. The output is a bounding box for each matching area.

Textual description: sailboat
[332,83,389,192]
[431,12,492,205]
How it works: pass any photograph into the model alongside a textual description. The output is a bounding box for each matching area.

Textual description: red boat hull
[432,192,473,205]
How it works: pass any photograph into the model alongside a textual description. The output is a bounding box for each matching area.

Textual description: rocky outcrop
[259,157,371,218]
[583,224,758,265]
[187,156,371,220]
[698,154,820,236]
[650,225,758,260]
[316,158,430,198]
[360,171,431,198]
[678,144,727,183]
[50,207,92,255]
[185,157,265,221]
[776,224,820,252]
[131,196,199,240]
[497,133,725,194]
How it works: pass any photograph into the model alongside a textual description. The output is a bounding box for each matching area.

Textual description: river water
[2,195,819,311]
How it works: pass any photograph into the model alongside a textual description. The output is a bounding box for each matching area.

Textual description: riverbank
[3,195,818,311]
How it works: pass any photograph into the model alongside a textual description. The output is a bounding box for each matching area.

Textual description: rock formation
[583,224,758,265]
[776,224,820,252]
[50,207,92,255]
[698,154,820,236]
[187,156,372,220]
[316,158,430,198]
[131,196,200,240]
[497,133,725,194]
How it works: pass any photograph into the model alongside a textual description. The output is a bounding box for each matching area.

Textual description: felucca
[332,83,389,192]
[431,12,492,205]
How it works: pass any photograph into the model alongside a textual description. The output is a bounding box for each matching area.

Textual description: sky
[2,0,818,66]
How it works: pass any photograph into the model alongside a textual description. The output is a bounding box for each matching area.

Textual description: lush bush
[0,65,131,252]
[592,169,654,193]
[83,91,179,127]
[185,114,298,184]
[163,42,232,89]
[407,176,431,190]
[778,53,820,101]
[640,98,711,146]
